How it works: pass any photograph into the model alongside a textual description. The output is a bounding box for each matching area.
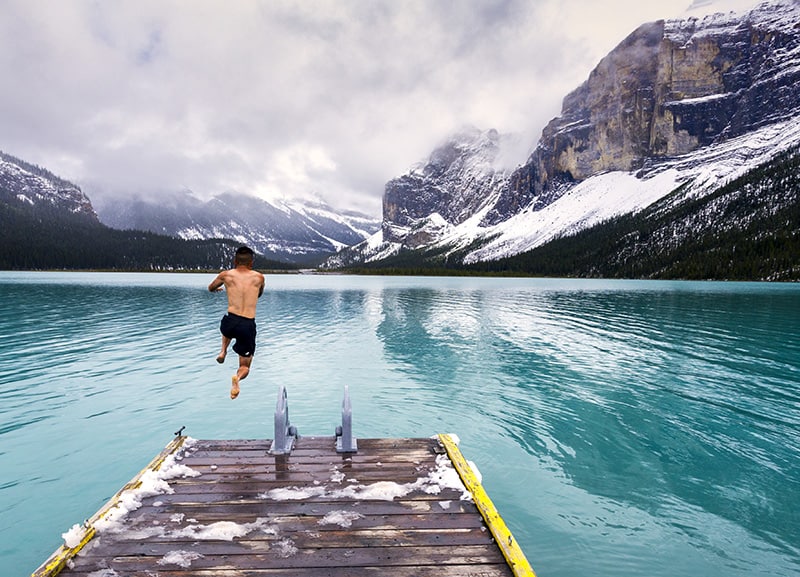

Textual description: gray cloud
[0,0,758,216]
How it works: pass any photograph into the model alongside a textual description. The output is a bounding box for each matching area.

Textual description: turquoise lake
[0,272,798,576]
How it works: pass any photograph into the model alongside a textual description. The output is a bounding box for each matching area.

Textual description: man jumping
[208,246,265,399]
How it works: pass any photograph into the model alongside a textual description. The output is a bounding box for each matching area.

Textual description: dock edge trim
[438,433,536,577]
[30,435,188,577]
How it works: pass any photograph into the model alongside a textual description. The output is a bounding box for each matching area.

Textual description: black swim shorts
[220,312,257,357]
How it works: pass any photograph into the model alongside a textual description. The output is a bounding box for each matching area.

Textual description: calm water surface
[0,272,798,576]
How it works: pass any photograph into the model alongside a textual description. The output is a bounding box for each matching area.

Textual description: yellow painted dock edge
[30,435,188,577]
[438,433,536,577]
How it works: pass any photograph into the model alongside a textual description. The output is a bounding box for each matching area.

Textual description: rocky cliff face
[327,0,800,272]
[382,127,512,245]
[499,0,800,221]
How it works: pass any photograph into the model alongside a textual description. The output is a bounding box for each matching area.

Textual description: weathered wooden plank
[183,457,435,469]
[183,463,429,473]
[151,481,465,497]
[167,471,433,485]
[130,497,473,517]
[144,489,469,506]
[185,458,434,470]
[182,453,436,466]
[122,510,486,530]
[70,526,495,554]
[69,544,507,570]
[190,437,438,458]
[191,437,438,450]
[67,564,513,577]
[186,436,438,459]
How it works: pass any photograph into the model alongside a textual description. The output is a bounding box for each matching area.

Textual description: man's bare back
[208,266,265,318]
[209,246,265,399]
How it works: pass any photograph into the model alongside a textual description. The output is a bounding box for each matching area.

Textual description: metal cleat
[270,385,297,454]
[336,385,357,453]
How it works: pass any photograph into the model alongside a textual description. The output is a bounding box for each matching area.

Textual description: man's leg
[217,335,231,363]
[230,355,252,399]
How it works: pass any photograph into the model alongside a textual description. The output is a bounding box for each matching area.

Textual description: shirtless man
[208,246,265,399]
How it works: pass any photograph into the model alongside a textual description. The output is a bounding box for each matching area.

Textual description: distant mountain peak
[382,127,513,243]
[92,189,380,265]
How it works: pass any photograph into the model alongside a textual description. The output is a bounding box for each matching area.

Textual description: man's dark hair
[234,246,255,266]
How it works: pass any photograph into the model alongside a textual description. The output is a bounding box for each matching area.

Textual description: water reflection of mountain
[374,283,800,561]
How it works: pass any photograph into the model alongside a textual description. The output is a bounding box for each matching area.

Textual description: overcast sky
[0,0,759,216]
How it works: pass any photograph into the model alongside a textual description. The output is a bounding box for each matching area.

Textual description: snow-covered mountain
[0,149,378,268]
[94,191,380,265]
[325,127,516,268]
[0,152,251,270]
[382,127,513,245]
[326,0,800,272]
[0,151,97,220]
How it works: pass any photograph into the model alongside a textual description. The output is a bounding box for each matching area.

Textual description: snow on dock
[32,434,535,577]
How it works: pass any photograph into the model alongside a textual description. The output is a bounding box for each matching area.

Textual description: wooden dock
[33,434,535,577]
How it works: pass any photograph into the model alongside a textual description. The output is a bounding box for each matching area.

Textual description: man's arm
[258,273,265,298]
[208,272,226,292]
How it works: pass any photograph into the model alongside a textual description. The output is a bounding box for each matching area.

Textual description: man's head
[234,246,255,267]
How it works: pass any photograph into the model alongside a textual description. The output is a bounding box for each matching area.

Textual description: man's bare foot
[216,353,226,364]
[230,375,240,399]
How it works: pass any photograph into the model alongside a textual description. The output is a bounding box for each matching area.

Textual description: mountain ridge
[469,143,800,281]
[93,190,380,265]
[0,153,293,270]
[325,0,800,277]
[3,0,798,278]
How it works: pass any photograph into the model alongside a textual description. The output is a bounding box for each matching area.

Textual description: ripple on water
[1,274,799,577]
